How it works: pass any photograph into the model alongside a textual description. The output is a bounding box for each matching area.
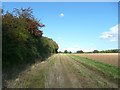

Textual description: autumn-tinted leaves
[2,8,58,69]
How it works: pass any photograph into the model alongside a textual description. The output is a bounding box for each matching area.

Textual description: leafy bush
[76,50,84,53]
[2,8,59,69]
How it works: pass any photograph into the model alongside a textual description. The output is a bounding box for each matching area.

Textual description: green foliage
[2,8,59,69]
[63,50,72,54]
[58,51,63,53]
[64,50,68,53]
[99,49,119,53]
[80,49,119,53]
[93,50,99,53]
[76,50,84,53]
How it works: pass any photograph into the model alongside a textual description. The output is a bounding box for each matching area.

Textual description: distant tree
[93,50,99,53]
[69,51,72,54]
[64,50,68,53]
[99,49,118,53]
[118,49,120,53]
[76,50,84,53]
[58,51,62,53]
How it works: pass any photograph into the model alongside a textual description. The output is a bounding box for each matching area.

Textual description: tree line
[2,8,59,69]
[59,49,119,54]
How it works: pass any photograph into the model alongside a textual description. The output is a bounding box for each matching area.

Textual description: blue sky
[2,2,118,52]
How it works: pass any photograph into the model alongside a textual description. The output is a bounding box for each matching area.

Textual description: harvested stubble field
[74,53,118,66]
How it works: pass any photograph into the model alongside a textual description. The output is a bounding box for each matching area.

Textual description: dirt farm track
[4,53,119,88]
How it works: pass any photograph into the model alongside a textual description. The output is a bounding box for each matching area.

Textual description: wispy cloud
[59,13,64,17]
[59,45,96,52]
[100,24,119,42]
[58,45,80,52]
[65,47,80,52]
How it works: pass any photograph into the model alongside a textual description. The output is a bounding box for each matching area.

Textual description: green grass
[70,55,120,81]
[13,55,56,88]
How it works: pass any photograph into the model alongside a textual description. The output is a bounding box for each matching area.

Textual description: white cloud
[58,46,80,52]
[82,48,95,52]
[59,13,64,17]
[65,47,80,52]
[58,46,95,52]
[100,24,119,42]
